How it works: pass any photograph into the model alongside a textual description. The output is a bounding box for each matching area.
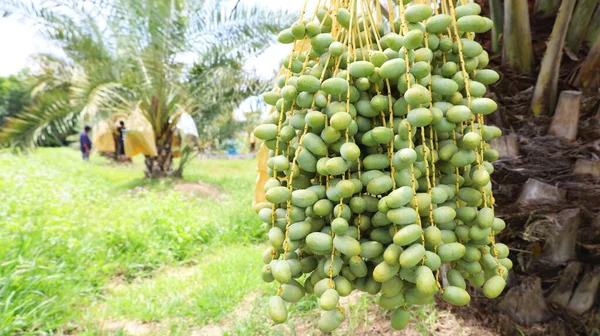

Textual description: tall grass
[0,148,261,334]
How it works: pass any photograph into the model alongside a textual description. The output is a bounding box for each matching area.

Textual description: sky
[0,0,319,77]
[0,0,320,119]
[0,16,49,76]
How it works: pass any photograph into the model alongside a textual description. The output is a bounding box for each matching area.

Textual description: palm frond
[72,80,132,123]
[2,0,287,153]
[0,91,76,147]
[189,53,270,139]
[188,0,294,58]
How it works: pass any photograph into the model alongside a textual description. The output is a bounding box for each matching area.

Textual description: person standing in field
[116,120,126,162]
[80,125,92,161]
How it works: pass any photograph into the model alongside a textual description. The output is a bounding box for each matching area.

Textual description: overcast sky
[0,0,319,77]
[0,0,321,119]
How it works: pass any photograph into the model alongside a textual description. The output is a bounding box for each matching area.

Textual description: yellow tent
[124,109,158,157]
[92,113,129,153]
[172,133,181,158]
[93,120,116,153]
[253,143,270,206]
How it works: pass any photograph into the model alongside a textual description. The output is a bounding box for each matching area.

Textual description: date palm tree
[0,0,292,177]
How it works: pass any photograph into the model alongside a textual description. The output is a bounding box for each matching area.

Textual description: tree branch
[229,0,242,19]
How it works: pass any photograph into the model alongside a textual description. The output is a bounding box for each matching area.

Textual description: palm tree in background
[0,0,291,177]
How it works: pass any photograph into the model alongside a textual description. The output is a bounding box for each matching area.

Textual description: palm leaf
[0,91,76,147]
[1,0,289,155]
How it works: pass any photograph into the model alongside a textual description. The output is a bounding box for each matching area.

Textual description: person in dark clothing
[80,125,92,161]
[116,121,126,161]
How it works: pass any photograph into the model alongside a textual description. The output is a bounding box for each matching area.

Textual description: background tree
[0,0,292,177]
[0,55,83,148]
[0,71,30,120]
[187,54,270,150]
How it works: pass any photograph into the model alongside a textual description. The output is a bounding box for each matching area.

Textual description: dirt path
[98,288,499,336]
[195,291,498,336]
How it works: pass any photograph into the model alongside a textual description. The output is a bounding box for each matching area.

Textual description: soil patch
[172,181,222,199]
[192,324,223,336]
[127,180,223,199]
[101,320,160,335]
[104,275,128,294]
[294,296,497,336]
[203,291,499,336]
[161,265,198,279]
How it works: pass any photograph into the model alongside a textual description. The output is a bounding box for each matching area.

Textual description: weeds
[0,148,261,334]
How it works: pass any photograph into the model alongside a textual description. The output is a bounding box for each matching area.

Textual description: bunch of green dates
[254,0,510,332]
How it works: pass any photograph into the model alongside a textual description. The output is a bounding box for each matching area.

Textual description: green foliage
[196,110,263,148]
[0,148,262,334]
[0,148,471,335]
[189,55,269,147]
[0,72,29,120]
[0,71,75,148]
[92,244,268,325]
[0,57,78,148]
[0,0,292,173]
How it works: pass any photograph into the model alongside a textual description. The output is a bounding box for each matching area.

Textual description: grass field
[0,148,268,335]
[0,148,492,336]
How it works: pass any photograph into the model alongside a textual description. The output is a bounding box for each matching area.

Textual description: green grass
[87,244,269,325]
[0,147,478,336]
[0,148,264,334]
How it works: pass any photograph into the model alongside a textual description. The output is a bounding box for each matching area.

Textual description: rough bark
[497,277,553,325]
[547,90,581,141]
[517,178,566,205]
[503,0,534,73]
[144,132,174,179]
[565,0,599,53]
[541,208,581,265]
[548,262,582,308]
[531,0,577,115]
[594,214,600,231]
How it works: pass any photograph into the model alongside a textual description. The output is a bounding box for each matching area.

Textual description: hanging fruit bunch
[253,0,509,331]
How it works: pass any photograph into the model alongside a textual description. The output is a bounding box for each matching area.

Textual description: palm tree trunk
[531,0,577,115]
[144,131,174,178]
[503,0,534,73]
[534,0,561,17]
[565,0,599,53]
[575,33,600,89]
[489,0,504,52]
[585,6,600,47]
